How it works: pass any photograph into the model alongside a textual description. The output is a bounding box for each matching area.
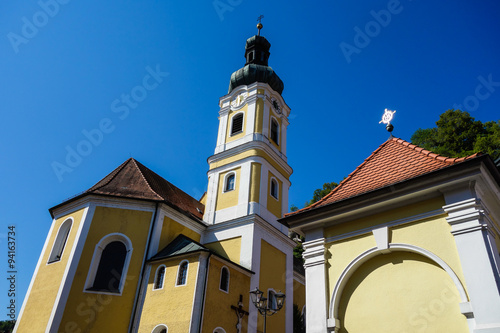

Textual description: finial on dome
[257,15,264,36]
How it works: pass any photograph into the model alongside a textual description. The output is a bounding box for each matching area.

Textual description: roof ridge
[284,137,483,217]
[87,158,134,193]
[130,159,163,200]
[391,137,481,163]
[286,138,393,216]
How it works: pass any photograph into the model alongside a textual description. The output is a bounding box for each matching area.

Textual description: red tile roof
[86,158,205,220]
[287,137,481,216]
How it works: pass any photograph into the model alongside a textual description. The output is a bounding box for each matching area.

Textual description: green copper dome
[228,35,284,95]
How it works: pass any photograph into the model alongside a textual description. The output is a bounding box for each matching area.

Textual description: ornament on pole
[379,108,396,133]
[257,15,264,35]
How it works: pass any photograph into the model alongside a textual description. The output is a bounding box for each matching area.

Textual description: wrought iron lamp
[249,287,285,333]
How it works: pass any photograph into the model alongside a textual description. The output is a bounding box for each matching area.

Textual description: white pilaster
[444,197,500,332]
[303,231,328,333]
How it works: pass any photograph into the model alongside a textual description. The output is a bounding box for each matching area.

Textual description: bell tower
[203,28,292,230]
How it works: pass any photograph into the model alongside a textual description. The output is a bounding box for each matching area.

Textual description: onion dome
[228,34,284,95]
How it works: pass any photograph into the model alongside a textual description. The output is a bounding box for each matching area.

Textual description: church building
[15,26,304,333]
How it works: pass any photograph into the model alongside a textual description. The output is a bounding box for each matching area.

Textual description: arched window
[270,117,279,144]
[48,218,72,263]
[213,328,226,333]
[85,233,132,294]
[176,260,189,286]
[270,178,279,200]
[230,113,244,135]
[219,267,229,292]
[152,324,168,333]
[268,289,277,310]
[224,173,236,192]
[154,265,166,290]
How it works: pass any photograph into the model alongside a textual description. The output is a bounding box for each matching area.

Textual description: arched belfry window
[270,118,279,144]
[154,265,166,290]
[176,260,189,286]
[219,266,230,292]
[85,233,132,294]
[224,172,236,192]
[270,178,279,200]
[230,113,244,135]
[48,218,73,263]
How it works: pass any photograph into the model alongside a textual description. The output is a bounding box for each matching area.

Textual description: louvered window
[231,113,244,135]
[271,118,279,144]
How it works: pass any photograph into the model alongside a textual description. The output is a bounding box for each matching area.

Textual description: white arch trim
[152,323,168,333]
[329,243,469,321]
[213,327,226,333]
[84,233,133,295]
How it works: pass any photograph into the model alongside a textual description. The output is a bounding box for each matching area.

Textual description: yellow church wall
[255,98,264,134]
[157,216,201,251]
[293,279,305,312]
[267,171,282,218]
[209,149,291,180]
[324,196,470,333]
[58,206,152,332]
[137,256,200,333]
[324,197,444,239]
[215,168,241,211]
[259,240,286,333]
[226,105,248,143]
[204,236,242,264]
[201,257,251,333]
[249,163,261,204]
[338,251,469,333]
[326,234,376,301]
[16,208,86,332]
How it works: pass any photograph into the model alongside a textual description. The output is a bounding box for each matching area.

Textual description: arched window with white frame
[176,260,189,286]
[151,324,168,333]
[270,117,279,145]
[270,177,279,200]
[48,218,73,263]
[230,112,244,136]
[219,266,229,292]
[224,172,236,192]
[85,233,133,294]
[213,328,226,333]
[153,265,166,290]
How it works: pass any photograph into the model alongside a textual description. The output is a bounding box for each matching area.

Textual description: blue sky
[1,0,499,319]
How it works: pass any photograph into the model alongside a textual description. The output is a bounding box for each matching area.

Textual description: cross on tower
[257,15,264,35]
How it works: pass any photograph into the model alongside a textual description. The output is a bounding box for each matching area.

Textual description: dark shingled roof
[51,158,205,221]
[149,234,208,261]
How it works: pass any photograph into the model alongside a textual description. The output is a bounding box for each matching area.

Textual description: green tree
[411,109,499,160]
[304,182,338,207]
[0,320,15,333]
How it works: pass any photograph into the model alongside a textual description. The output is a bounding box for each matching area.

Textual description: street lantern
[249,287,286,333]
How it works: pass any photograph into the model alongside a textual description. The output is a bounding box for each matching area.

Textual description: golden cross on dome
[257,15,264,35]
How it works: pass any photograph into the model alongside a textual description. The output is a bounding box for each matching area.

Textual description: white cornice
[208,140,293,176]
[51,195,156,219]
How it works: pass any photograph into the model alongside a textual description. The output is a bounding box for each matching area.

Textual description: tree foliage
[411,109,500,160]
[0,320,15,333]
[293,304,305,333]
[304,182,338,207]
